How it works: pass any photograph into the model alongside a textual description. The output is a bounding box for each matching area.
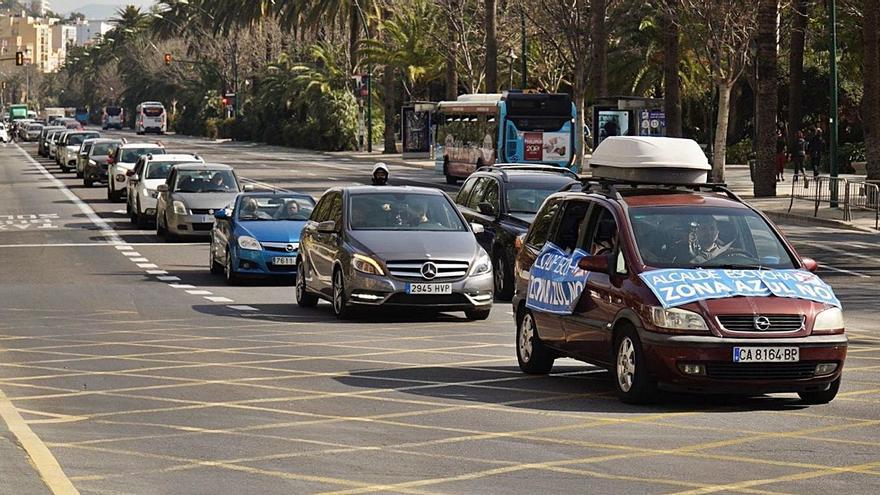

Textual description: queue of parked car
[25,130,847,406]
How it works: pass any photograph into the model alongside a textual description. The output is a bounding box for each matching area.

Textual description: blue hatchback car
[209,192,316,283]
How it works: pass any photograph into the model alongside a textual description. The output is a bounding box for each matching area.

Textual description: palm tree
[663,10,682,137]
[754,0,779,197]
[484,0,497,92]
[864,0,880,180]
[787,0,808,161]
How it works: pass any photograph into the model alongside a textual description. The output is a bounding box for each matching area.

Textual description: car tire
[209,240,224,275]
[84,177,93,188]
[331,268,355,319]
[493,251,514,301]
[60,164,68,173]
[156,210,166,237]
[798,376,841,405]
[613,325,657,404]
[107,184,113,201]
[224,251,240,284]
[516,309,555,374]
[295,260,319,308]
[76,169,83,179]
[135,199,147,227]
[465,308,491,321]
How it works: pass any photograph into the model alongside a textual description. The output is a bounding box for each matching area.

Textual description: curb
[761,210,877,233]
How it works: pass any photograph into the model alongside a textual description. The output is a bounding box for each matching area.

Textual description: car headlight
[470,249,492,276]
[649,307,709,333]
[89,159,97,166]
[237,236,262,251]
[172,200,188,215]
[813,307,845,334]
[352,253,385,276]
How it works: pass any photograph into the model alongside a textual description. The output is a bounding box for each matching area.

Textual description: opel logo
[753,316,772,331]
[208,209,214,215]
[420,262,438,280]
[286,244,295,252]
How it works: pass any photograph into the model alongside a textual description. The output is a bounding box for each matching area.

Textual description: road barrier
[788,175,880,229]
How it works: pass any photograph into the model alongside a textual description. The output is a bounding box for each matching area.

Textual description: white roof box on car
[589,136,710,184]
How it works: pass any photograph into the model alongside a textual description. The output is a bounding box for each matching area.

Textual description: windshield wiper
[699,263,766,270]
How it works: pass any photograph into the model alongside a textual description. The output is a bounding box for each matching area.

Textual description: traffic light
[15,51,24,66]
[221,97,229,106]
[163,53,172,66]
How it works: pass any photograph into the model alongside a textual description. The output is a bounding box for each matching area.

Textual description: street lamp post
[507,46,516,90]
[353,0,372,152]
[827,0,840,207]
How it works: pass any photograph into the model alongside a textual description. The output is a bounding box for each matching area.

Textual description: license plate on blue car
[272,257,296,265]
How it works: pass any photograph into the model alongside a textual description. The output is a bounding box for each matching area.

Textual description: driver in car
[687,217,733,264]
[277,200,301,220]
[210,172,230,191]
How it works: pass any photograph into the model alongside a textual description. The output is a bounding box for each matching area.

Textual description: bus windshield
[142,107,164,117]
[105,107,122,116]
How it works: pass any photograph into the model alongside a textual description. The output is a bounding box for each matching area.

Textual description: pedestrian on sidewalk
[775,129,787,182]
[792,130,806,182]
[808,127,824,177]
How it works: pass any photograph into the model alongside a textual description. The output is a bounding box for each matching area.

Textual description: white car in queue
[107,141,166,202]
[127,153,204,226]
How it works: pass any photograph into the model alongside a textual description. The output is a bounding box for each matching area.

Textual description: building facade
[0,11,57,73]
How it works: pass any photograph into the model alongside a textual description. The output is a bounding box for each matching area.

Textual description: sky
[51,1,155,14]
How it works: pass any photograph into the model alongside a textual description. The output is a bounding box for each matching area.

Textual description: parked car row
[28,131,848,406]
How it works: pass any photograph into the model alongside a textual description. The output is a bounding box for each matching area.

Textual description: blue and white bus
[435,91,576,184]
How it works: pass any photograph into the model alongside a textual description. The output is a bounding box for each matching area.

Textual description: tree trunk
[349,3,361,72]
[590,0,608,98]
[484,0,497,93]
[713,80,734,183]
[574,59,586,173]
[445,3,459,100]
[788,0,808,156]
[663,14,682,137]
[754,0,779,197]
[383,66,397,154]
[864,0,880,180]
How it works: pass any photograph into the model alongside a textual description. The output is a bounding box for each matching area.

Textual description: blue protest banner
[525,242,592,315]
[639,269,841,309]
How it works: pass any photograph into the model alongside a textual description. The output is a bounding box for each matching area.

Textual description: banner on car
[639,268,841,309]
[525,242,592,315]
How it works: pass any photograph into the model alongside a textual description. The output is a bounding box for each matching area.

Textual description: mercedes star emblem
[420,262,438,280]
[753,316,772,331]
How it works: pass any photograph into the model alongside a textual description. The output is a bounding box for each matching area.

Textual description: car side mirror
[317,220,337,233]
[214,209,228,220]
[126,169,136,177]
[242,184,255,192]
[477,202,497,217]
[802,257,818,273]
[471,223,485,234]
[156,184,168,193]
[577,253,613,275]
[130,174,139,182]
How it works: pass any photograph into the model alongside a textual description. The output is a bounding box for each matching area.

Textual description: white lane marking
[205,296,234,303]
[156,276,180,281]
[169,283,195,289]
[112,209,126,215]
[809,243,880,265]
[15,143,121,245]
[327,177,339,181]
[818,263,871,279]
[129,257,150,262]
[115,245,133,251]
[145,269,168,275]
[136,263,158,269]
[186,290,212,295]
[122,251,141,257]
[228,305,258,311]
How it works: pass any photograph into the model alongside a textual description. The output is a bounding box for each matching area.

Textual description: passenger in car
[591,218,617,256]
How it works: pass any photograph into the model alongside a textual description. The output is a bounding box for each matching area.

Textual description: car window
[328,193,344,228]
[237,195,315,221]
[122,148,164,163]
[174,169,237,193]
[456,177,478,206]
[466,178,491,210]
[146,161,188,180]
[628,206,797,269]
[581,204,618,256]
[349,192,466,231]
[482,179,500,213]
[310,194,332,222]
[91,142,117,156]
[549,200,590,253]
[525,198,561,249]
[507,184,570,214]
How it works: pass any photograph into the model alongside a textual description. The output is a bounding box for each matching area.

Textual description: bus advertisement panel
[435,92,575,184]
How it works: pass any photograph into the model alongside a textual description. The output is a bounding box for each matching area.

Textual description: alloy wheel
[333,271,344,315]
[617,337,636,393]
[518,313,535,364]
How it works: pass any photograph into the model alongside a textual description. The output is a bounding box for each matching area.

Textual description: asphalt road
[1,132,879,495]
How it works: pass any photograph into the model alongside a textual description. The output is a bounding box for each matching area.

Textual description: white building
[75,20,112,46]
[32,1,51,17]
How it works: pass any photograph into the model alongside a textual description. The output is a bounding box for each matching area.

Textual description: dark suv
[455,165,578,300]
[512,180,847,405]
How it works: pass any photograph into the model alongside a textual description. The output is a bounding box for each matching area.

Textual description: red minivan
[512,137,846,404]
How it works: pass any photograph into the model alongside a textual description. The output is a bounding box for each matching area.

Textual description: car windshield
[628,206,797,269]
[145,161,186,180]
[121,148,163,163]
[507,184,569,214]
[27,124,42,131]
[237,196,315,221]
[68,134,98,146]
[91,142,117,156]
[174,169,237,193]
[349,192,466,231]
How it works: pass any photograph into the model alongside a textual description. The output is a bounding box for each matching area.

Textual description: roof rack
[476,164,579,180]
[560,178,744,204]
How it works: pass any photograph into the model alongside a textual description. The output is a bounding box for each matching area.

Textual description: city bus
[8,104,28,121]
[135,101,167,134]
[102,105,124,130]
[434,91,576,184]
[74,107,89,125]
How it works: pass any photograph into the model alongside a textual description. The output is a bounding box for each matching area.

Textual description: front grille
[717,315,805,332]
[385,259,470,281]
[267,263,297,273]
[705,362,818,380]
[191,223,213,231]
[190,208,215,215]
[385,293,469,306]
[261,242,298,253]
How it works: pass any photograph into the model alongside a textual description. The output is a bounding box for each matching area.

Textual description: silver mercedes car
[295,186,494,320]
[155,163,245,240]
